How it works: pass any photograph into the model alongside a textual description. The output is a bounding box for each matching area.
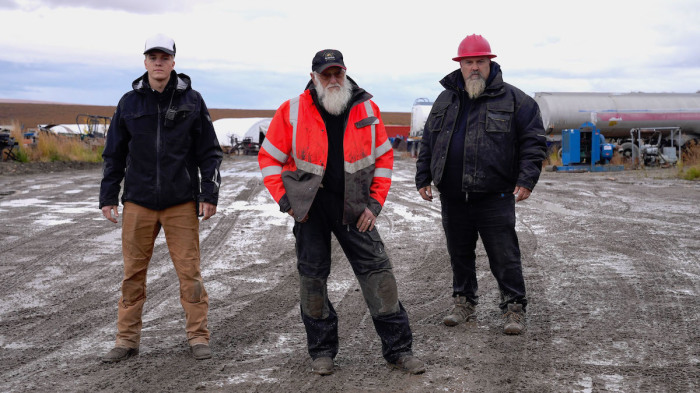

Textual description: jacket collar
[132,70,191,95]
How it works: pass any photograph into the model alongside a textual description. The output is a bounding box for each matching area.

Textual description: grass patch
[8,121,104,163]
[677,140,700,180]
[545,148,561,166]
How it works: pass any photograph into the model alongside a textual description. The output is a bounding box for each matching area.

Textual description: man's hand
[287,208,308,223]
[356,207,376,232]
[199,202,217,220]
[418,185,433,202]
[513,186,532,202]
[102,205,119,223]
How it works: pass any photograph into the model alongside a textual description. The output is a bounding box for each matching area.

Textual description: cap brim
[315,63,346,73]
[144,47,175,56]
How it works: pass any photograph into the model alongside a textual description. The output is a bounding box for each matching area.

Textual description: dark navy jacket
[99,71,223,210]
[415,62,546,194]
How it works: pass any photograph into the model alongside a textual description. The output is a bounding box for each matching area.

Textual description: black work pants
[440,192,527,311]
[293,188,413,363]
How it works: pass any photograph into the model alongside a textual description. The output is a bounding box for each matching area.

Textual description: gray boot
[311,356,334,375]
[102,346,139,363]
[503,303,525,335]
[443,295,476,326]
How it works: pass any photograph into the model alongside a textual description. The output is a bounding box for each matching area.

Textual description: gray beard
[314,74,352,115]
[465,77,486,99]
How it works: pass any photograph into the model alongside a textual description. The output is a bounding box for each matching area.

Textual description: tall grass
[8,121,104,163]
[678,140,700,180]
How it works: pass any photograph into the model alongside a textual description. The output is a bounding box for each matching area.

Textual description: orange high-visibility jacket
[258,89,393,224]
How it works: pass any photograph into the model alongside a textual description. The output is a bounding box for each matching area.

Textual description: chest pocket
[174,103,195,120]
[427,101,450,132]
[122,108,156,135]
[486,102,513,133]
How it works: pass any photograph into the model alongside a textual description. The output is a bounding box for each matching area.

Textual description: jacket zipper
[156,103,161,207]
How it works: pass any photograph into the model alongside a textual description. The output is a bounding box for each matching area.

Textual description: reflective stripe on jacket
[258,89,393,224]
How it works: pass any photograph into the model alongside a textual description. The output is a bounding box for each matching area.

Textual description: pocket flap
[355,116,379,128]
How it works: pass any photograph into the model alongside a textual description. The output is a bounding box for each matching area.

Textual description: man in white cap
[99,33,222,362]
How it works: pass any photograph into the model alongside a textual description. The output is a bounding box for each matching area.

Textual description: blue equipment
[558,122,624,172]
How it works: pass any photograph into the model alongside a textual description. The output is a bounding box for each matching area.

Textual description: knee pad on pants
[357,270,400,317]
[300,276,329,319]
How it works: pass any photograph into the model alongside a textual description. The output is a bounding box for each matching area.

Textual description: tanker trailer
[408,97,433,157]
[535,92,700,165]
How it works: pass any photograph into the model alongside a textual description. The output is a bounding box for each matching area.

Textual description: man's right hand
[102,205,119,223]
[287,209,308,223]
[418,186,433,202]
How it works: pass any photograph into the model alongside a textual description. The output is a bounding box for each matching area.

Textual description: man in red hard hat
[415,34,547,334]
[258,49,425,375]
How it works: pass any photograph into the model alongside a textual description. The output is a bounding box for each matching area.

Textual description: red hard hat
[452,34,497,61]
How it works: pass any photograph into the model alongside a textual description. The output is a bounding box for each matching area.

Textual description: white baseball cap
[144,33,176,56]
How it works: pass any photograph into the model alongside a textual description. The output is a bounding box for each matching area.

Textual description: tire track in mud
[0,162,276,392]
[0,172,129,388]
[0,211,113,296]
[616,227,698,390]
[531,175,699,391]
[200,176,263,259]
[590,184,631,215]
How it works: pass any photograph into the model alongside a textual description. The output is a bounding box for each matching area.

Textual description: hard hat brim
[452,53,497,62]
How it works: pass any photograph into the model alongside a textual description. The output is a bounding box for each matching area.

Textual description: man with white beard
[258,50,425,376]
[415,35,547,335]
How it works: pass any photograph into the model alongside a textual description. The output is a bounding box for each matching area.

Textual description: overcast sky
[1,0,699,112]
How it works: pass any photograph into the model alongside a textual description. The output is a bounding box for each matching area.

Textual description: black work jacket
[415,62,546,193]
[99,71,223,210]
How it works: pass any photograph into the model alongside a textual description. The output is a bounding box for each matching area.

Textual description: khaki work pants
[115,201,209,348]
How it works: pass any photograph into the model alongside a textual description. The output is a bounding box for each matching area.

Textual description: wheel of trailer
[620,142,639,165]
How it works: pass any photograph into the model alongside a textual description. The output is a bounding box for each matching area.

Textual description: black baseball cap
[312,49,346,73]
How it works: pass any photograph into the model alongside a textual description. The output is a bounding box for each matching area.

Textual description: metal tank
[534,92,700,139]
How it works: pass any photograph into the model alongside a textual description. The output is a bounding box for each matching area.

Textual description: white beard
[313,73,352,115]
[465,75,486,99]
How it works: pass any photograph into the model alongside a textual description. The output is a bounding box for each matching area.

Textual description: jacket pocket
[174,104,195,121]
[427,101,450,132]
[486,103,513,133]
[122,110,156,135]
[367,227,386,256]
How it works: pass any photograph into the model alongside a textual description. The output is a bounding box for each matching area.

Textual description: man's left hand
[513,186,532,202]
[356,207,376,233]
[199,202,217,220]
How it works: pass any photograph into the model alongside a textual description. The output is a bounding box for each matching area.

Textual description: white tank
[534,92,700,138]
[409,98,433,138]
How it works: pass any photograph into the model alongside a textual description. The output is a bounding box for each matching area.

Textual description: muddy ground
[0,155,698,393]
